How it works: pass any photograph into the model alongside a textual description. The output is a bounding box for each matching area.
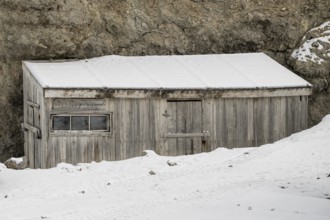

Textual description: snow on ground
[1,116,330,220]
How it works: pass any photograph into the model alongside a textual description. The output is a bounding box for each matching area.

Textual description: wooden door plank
[127,99,133,159]
[176,102,186,155]
[167,101,177,156]
[157,99,168,155]
[148,99,156,154]
[185,101,193,155]
[154,99,161,154]
[192,101,203,153]
[202,99,215,150]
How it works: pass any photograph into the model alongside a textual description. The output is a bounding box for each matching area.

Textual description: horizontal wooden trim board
[44,88,312,98]
[49,132,112,137]
[27,101,40,109]
[165,132,210,138]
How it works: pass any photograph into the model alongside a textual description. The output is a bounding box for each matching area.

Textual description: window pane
[72,116,89,130]
[53,116,70,130]
[90,116,108,130]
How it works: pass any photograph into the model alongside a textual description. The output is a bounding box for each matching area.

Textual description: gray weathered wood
[165,132,210,138]
[166,101,177,156]
[27,101,40,109]
[165,101,203,156]
[22,123,41,138]
[31,94,312,168]
[44,88,312,99]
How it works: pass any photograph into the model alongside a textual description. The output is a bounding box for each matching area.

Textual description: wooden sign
[53,99,105,111]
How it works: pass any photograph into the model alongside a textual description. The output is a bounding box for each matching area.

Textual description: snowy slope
[1,116,330,220]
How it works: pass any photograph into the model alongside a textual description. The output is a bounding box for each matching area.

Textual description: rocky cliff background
[0,0,329,162]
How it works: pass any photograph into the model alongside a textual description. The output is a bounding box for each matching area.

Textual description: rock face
[1,0,330,161]
[289,21,330,124]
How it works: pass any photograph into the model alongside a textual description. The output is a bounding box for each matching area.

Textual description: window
[90,116,108,130]
[51,114,110,132]
[72,116,89,130]
[53,116,70,130]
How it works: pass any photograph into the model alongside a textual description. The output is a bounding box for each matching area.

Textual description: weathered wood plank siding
[36,95,308,168]
[196,96,308,151]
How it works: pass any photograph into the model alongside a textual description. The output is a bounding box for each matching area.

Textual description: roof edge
[44,87,312,99]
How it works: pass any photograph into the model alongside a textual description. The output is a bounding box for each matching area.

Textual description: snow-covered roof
[24,53,311,90]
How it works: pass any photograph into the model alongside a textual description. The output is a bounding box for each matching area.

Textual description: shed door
[166,100,208,155]
[26,104,41,168]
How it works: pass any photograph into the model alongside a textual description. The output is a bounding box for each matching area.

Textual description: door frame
[164,99,209,155]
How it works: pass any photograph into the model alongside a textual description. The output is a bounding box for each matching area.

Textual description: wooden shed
[22,53,312,168]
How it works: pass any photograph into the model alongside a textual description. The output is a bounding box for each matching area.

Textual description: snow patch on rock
[4,157,27,170]
[291,21,330,64]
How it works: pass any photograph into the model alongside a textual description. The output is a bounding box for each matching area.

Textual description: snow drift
[1,115,330,220]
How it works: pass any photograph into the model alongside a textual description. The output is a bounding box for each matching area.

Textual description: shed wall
[39,96,308,168]
[23,65,44,168]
